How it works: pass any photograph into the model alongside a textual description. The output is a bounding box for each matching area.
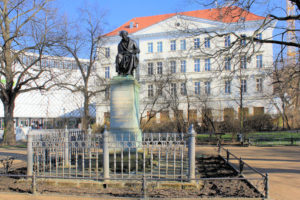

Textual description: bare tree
[272,59,300,129]
[0,0,61,145]
[185,0,299,49]
[139,65,173,131]
[57,7,107,132]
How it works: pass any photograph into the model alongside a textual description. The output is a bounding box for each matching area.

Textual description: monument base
[109,76,142,149]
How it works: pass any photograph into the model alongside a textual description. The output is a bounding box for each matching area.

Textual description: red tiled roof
[105,6,265,37]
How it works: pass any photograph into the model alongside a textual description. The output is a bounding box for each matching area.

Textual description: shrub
[244,114,273,131]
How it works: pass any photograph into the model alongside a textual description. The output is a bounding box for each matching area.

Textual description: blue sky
[55,0,287,34]
[55,0,197,33]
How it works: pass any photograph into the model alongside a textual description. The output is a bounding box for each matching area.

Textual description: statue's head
[119,30,129,41]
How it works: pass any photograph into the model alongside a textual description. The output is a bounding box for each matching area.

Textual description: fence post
[188,124,196,182]
[226,149,230,163]
[103,126,110,180]
[265,173,269,199]
[31,171,36,194]
[27,131,33,177]
[142,175,147,199]
[218,143,221,156]
[88,125,92,163]
[239,157,244,174]
[64,126,69,166]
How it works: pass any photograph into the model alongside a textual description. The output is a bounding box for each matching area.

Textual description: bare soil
[0,156,262,198]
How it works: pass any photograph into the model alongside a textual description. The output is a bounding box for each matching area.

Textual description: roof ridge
[104,6,265,37]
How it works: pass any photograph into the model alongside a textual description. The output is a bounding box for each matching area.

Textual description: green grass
[248,131,300,139]
[0,142,27,149]
[196,131,300,146]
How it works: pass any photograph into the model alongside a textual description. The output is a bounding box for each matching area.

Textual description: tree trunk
[2,102,16,145]
[81,93,90,132]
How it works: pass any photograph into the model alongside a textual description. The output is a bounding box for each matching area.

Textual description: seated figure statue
[115,30,140,76]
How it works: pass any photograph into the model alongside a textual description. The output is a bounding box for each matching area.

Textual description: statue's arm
[132,41,140,54]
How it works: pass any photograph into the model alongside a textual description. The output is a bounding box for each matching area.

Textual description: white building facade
[96,7,276,126]
[0,55,96,130]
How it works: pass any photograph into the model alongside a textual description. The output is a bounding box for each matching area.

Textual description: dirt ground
[0,155,261,199]
[1,146,300,199]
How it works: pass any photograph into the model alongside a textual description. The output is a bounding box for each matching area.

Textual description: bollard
[64,126,69,166]
[27,132,33,177]
[103,127,110,180]
[188,124,196,182]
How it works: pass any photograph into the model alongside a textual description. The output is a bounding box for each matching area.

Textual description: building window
[256,78,263,92]
[225,35,231,47]
[180,82,187,96]
[241,79,247,93]
[180,39,186,50]
[104,112,110,123]
[205,81,211,95]
[157,41,163,52]
[170,61,176,73]
[105,47,110,58]
[205,58,211,71]
[225,57,231,70]
[148,85,154,97]
[256,54,263,68]
[157,62,163,74]
[225,80,231,94]
[240,34,246,46]
[194,38,200,49]
[170,40,176,51]
[204,37,210,48]
[105,86,110,99]
[241,56,247,69]
[156,84,163,96]
[148,63,153,75]
[253,107,264,115]
[148,42,153,53]
[195,82,200,95]
[171,83,177,96]
[256,33,262,43]
[105,67,110,78]
[180,60,186,73]
[194,59,200,72]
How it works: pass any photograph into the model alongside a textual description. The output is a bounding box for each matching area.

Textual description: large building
[0,54,96,131]
[96,7,276,127]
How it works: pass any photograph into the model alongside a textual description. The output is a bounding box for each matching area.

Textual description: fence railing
[0,127,269,198]
[218,145,268,198]
[27,126,197,182]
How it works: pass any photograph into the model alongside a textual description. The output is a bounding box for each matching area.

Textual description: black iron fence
[0,128,269,199]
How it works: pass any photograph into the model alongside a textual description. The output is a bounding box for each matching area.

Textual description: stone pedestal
[109,76,142,148]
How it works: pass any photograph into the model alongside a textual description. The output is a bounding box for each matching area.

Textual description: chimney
[130,22,134,29]
[136,23,139,28]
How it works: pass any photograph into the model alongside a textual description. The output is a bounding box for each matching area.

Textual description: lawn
[196,130,300,146]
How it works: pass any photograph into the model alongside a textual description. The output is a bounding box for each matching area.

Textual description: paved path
[197,146,300,200]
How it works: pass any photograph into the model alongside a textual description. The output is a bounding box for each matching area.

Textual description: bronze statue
[116,30,140,76]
